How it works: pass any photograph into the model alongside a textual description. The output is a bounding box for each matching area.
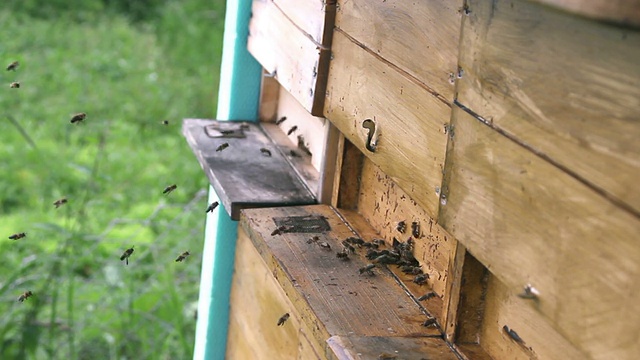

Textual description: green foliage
[0,0,224,358]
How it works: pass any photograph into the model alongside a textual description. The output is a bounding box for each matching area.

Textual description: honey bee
[216,142,229,152]
[18,291,33,303]
[120,246,135,265]
[422,317,437,327]
[219,130,235,135]
[277,313,290,326]
[378,353,398,360]
[358,264,376,276]
[417,292,437,301]
[297,135,312,156]
[161,120,169,125]
[307,236,320,244]
[318,241,331,250]
[396,221,406,233]
[260,148,272,157]
[287,126,298,135]
[413,274,429,285]
[53,198,68,208]
[411,222,420,238]
[345,237,364,246]
[401,265,422,275]
[503,325,524,344]
[336,249,350,260]
[341,240,355,253]
[289,150,300,157]
[517,284,540,300]
[70,113,86,124]
[9,82,20,88]
[6,61,19,71]
[275,116,287,125]
[205,201,219,213]
[9,232,26,240]
[175,251,190,262]
[372,239,385,247]
[163,184,177,194]
[271,225,291,236]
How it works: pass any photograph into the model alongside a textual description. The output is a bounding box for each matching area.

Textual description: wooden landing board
[239,205,462,358]
[327,335,458,360]
[324,30,450,219]
[248,0,331,116]
[457,0,640,216]
[355,158,456,325]
[334,0,462,102]
[439,107,640,359]
[182,119,315,220]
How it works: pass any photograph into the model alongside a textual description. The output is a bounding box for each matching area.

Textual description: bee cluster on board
[5,60,220,304]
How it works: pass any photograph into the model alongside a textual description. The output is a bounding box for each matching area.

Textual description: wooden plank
[317,123,340,205]
[481,274,585,360]
[443,242,466,344]
[273,0,335,46]
[335,0,462,102]
[240,205,444,341]
[531,0,640,27]
[439,107,640,359]
[356,158,455,325]
[227,226,324,360]
[457,0,640,216]
[248,0,330,116]
[334,139,363,210]
[259,72,280,122]
[182,119,316,220]
[324,30,451,219]
[327,335,459,360]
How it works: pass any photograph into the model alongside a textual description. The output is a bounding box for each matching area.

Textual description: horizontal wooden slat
[327,335,458,360]
[248,0,331,115]
[531,0,640,27]
[273,0,335,46]
[457,0,640,216]
[324,30,450,219]
[440,106,640,359]
[335,0,462,102]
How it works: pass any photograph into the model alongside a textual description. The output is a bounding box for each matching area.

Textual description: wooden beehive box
[189,0,640,359]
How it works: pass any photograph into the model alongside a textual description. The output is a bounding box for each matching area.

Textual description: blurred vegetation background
[0,0,225,359]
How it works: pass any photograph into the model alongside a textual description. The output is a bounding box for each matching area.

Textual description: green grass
[0,1,224,359]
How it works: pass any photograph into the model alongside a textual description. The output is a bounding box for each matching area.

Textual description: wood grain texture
[335,0,462,102]
[259,73,280,122]
[481,274,585,360]
[356,158,455,325]
[324,30,451,219]
[227,226,323,360]
[240,205,443,341]
[334,139,363,210]
[531,0,640,27]
[248,0,331,115]
[457,0,640,216]
[273,0,335,46]
[440,107,640,359]
[327,335,459,360]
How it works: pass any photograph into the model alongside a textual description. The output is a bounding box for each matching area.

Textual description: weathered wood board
[227,226,323,359]
[248,0,331,115]
[324,30,450,219]
[335,0,462,102]
[182,119,316,220]
[327,335,458,360]
[531,0,640,27]
[457,0,640,216]
[273,0,335,46]
[439,106,640,359]
[356,157,455,325]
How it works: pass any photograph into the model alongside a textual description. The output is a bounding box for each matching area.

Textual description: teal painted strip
[193,0,262,358]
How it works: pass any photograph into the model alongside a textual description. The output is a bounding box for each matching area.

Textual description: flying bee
[120,246,135,265]
[396,221,406,233]
[260,148,272,157]
[161,120,169,125]
[275,116,287,125]
[287,126,298,135]
[359,264,376,276]
[163,184,177,194]
[216,142,229,152]
[277,313,290,326]
[271,225,291,236]
[53,197,68,208]
[70,112,86,124]
[9,82,19,88]
[7,61,19,71]
[413,274,429,285]
[417,292,437,301]
[411,222,420,238]
[9,232,26,240]
[336,249,350,260]
[175,251,190,262]
[205,201,219,213]
[18,291,33,303]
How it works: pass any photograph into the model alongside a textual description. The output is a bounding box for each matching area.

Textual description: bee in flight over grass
[205,201,219,213]
[70,112,86,124]
[163,184,177,194]
[120,246,135,265]
[53,197,68,208]
[18,291,33,303]
[6,61,19,71]
[161,120,169,125]
[9,232,26,240]
[175,251,190,262]
[9,82,20,88]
